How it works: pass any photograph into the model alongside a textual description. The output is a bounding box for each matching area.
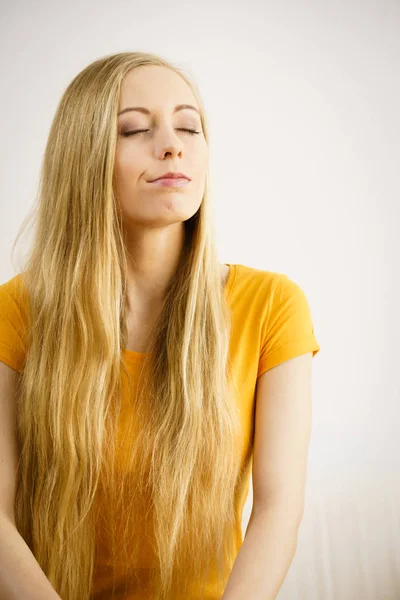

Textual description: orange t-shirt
[0,263,320,599]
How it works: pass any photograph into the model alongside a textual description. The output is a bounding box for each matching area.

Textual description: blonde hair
[11,51,244,600]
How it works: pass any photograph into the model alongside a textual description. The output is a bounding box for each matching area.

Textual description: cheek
[197,144,209,172]
[115,154,143,188]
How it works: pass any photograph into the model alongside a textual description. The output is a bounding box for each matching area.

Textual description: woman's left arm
[221,504,301,600]
[222,353,313,600]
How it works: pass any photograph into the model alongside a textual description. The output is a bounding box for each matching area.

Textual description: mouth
[148,172,191,183]
[148,178,190,188]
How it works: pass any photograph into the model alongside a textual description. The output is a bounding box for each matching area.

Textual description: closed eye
[121,129,201,137]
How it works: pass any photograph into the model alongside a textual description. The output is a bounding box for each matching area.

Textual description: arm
[222,353,313,600]
[0,361,62,600]
[221,506,300,600]
[0,512,62,600]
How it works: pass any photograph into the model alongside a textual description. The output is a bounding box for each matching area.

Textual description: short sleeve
[257,274,320,377]
[0,275,28,373]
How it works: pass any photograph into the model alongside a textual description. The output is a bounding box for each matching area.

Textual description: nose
[156,145,183,161]
[154,130,184,160]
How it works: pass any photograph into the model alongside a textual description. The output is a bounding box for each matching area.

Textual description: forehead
[118,65,198,113]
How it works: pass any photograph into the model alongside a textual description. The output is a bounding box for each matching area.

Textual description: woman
[0,51,320,600]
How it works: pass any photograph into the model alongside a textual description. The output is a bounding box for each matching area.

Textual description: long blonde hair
[11,51,245,600]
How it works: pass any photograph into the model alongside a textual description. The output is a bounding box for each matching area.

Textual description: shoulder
[0,272,26,304]
[231,263,290,297]
[0,272,29,373]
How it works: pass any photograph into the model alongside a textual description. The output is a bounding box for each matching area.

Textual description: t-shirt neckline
[123,263,236,361]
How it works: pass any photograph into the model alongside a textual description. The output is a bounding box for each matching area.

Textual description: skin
[114,65,228,348]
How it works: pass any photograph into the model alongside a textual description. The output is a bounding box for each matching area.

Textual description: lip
[149,178,190,187]
[148,172,191,182]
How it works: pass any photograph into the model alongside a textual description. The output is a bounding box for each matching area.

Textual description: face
[114,65,209,229]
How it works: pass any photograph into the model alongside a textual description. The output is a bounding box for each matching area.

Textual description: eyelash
[122,128,201,137]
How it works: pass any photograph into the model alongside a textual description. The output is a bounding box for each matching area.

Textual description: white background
[1,1,399,598]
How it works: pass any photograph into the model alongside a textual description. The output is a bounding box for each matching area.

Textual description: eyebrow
[117,103,200,117]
